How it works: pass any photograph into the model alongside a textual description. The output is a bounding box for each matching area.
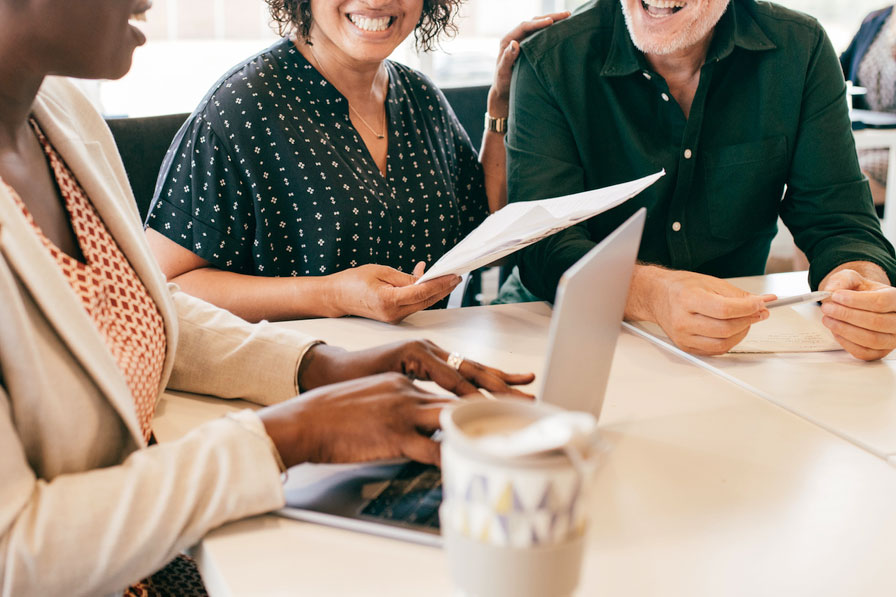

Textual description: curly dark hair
[265,0,463,52]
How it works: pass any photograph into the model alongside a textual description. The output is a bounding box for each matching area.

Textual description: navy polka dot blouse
[146,38,488,280]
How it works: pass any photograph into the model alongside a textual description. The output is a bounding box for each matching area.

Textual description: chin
[61,53,135,81]
[105,58,135,80]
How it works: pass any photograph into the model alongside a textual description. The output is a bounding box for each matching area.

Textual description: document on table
[415,170,665,283]
[632,302,842,353]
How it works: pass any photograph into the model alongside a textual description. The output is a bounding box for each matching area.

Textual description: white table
[154,278,896,596]
[629,271,896,458]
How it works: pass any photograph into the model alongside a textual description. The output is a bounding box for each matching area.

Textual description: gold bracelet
[484,113,508,134]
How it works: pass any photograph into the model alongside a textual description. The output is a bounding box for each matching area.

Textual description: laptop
[276,208,647,547]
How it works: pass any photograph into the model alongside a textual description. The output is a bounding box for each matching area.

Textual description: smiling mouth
[347,14,395,32]
[641,0,685,17]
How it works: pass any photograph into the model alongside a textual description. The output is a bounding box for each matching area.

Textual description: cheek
[76,28,136,80]
[407,1,425,26]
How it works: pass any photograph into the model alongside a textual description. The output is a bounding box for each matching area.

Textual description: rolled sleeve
[168,285,320,405]
[780,27,896,288]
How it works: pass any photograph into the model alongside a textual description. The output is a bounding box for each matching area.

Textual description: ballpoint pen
[765,290,831,309]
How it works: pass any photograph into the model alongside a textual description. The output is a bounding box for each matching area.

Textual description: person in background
[504,0,896,360]
[841,4,896,215]
[145,0,568,324]
[0,1,534,594]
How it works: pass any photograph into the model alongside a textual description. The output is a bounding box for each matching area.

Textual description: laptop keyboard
[359,461,442,530]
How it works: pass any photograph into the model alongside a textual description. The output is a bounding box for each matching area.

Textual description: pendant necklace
[309,46,386,139]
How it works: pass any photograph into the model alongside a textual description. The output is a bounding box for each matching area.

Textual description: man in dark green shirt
[508,0,896,360]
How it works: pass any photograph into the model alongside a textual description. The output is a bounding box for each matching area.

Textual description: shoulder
[519,0,609,62]
[191,38,296,121]
[386,61,446,104]
[386,61,459,125]
[745,1,826,42]
[34,78,142,222]
[34,78,128,184]
[36,77,111,142]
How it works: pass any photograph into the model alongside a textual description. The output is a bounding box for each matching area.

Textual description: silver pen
[765,290,831,309]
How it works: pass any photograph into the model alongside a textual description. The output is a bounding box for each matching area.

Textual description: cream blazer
[0,78,319,597]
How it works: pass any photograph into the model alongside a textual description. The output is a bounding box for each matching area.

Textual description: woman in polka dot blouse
[145,0,567,324]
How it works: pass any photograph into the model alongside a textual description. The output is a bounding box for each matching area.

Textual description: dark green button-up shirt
[508,0,896,301]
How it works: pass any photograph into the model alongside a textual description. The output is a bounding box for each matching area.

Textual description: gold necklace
[309,46,386,140]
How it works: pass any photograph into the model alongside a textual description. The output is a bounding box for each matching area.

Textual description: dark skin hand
[260,372,451,467]
[298,340,535,396]
[259,340,536,467]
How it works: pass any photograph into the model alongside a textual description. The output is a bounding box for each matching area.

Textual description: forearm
[480,88,509,213]
[169,267,344,322]
[0,413,283,597]
[169,286,321,403]
[480,129,508,213]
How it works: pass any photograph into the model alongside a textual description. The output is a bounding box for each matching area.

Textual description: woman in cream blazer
[0,3,531,595]
[0,75,318,595]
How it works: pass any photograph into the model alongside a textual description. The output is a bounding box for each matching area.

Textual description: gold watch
[485,113,508,134]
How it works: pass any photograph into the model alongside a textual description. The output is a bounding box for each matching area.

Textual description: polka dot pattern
[147,38,488,282]
[7,119,167,442]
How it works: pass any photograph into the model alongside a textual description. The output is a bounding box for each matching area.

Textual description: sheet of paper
[632,302,841,353]
[415,170,665,283]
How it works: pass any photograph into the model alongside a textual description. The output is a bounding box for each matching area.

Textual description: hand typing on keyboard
[258,340,534,469]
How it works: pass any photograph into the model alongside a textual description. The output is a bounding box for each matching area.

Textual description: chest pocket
[703,136,787,241]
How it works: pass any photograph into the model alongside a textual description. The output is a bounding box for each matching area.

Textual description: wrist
[297,343,348,391]
[821,261,889,288]
[258,401,316,468]
[626,264,667,322]
[486,88,509,120]
[484,113,508,135]
[318,272,349,318]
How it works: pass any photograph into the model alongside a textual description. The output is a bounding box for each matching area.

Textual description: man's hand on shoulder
[627,265,773,356]
[819,263,896,361]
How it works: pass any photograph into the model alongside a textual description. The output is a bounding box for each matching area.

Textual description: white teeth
[349,14,391,32]
[643,0,685,7]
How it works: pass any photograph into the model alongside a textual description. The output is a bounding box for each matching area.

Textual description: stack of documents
[416,170,665,283]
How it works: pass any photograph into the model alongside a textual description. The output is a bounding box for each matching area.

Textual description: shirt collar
[600,0,776,78]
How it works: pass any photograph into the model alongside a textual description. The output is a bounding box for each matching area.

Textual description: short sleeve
[146,113,256,274]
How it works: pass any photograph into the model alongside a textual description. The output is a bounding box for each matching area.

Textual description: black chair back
[105,113,189,222]
[441,84,489,149]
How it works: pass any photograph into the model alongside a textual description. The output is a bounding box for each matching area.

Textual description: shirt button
[643,71,652,80]
[661,93,670,102]
[683,149,693,159]
[672,221,682,232]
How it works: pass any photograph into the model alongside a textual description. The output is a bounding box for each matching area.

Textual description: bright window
[97,0,885,117]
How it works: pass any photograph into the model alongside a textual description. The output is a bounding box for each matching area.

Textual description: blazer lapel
[0,185,147,443]
[0,87,179,445]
